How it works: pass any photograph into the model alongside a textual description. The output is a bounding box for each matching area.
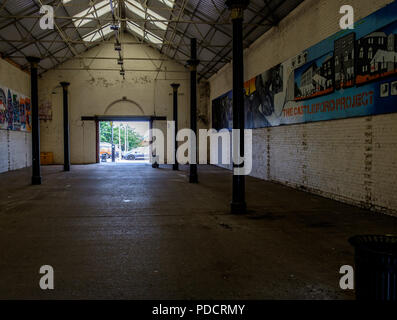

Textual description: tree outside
[100,121,144,152]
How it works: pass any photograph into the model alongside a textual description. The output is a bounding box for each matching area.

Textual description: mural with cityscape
[0,85,31,132]
[212,2,397,130]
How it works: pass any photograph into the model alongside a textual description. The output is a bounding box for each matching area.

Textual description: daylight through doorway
[99,121,150,164]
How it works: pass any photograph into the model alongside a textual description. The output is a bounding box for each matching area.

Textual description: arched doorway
[98,99,147,164]
[103,97,145,116]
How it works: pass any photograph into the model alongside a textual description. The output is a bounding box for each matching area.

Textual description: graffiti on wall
[212,2,397,130]
[0,85,31,131]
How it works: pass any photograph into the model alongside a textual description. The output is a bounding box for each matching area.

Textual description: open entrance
[98,121,150,164]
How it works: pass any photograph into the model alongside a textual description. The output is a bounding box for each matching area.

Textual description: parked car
[123,147,149,160]
[100,142,120,159]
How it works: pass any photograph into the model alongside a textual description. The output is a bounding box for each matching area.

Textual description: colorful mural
[0,85,31,132]
[212,2,397,130]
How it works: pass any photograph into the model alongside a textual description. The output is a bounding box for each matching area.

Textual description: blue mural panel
[212,2,397,130]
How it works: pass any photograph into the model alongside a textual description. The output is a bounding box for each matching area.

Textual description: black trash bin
[349,235,397,301]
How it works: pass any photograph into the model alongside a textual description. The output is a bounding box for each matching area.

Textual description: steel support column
[188,38,199,183]
[171,83,180,171]
[226,0,249,214]
[27,56,41,185]
[60,82,71,171]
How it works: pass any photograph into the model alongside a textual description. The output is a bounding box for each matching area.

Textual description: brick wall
[209,0,397,216]
[0,59,31,174]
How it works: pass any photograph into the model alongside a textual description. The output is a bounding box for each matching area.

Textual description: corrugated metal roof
[0,0,304,78]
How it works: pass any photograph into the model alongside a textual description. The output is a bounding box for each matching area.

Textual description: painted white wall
[39,33,191,164]
[0,58,31,173]
[209,0,397,216]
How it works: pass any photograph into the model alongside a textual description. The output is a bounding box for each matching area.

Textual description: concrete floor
[0,163,396,299]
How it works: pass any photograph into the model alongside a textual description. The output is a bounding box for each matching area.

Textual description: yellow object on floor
[40,152,54,165]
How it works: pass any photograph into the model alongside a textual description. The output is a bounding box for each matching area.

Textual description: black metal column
[60,82,71,171]
[226,0,249,214]
[27,57,41,185]
[171,83,180,171]
[188,38,199,183]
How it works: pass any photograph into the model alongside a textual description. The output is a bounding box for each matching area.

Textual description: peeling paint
[86,76,153,88]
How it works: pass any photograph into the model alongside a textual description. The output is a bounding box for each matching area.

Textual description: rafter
[0,0,304,78]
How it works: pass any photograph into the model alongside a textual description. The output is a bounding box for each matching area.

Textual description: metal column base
[32,176,42,185]
[230,201,246,214]
[189,174,198,183]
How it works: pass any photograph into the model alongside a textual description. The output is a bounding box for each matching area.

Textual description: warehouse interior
[0,0,397,300]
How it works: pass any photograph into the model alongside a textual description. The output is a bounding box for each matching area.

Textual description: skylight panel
[127,21,144,38]
[73,0,112,28]
[127,21,163,45]
[158,0,174,8]
[125,0,168,31]
[146,32,163,45]
[83,23,113,42]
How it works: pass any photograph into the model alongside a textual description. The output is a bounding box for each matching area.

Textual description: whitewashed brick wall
[0,130,8,173]
[247,113,397,216]
[0,130,32,173]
